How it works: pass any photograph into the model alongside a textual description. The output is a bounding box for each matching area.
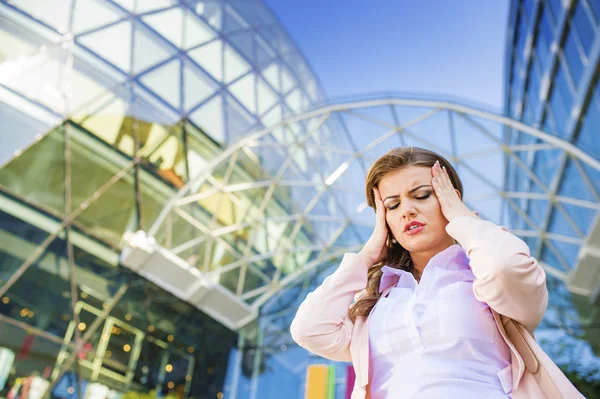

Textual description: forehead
[378,166,431,195]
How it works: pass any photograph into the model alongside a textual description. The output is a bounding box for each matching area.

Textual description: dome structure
[125,96,600,331]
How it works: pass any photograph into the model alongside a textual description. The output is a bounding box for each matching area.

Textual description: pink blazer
[290,216,585,398]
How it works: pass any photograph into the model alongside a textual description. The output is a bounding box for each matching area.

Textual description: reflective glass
[573,1,595,57]
[563,25,585,86]
[535,7,554,71]
[0,127,65,214]
[546,0,564,24]
[576,91,600,159]
[588,0,600,23]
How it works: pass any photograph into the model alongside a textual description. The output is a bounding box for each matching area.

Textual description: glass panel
[558,157,597,201]
[228,32,254,64]
[576,91,600,159]
[256,78,278,116]
[510,53,524,117]
[183,61,218,111]
[192,0,222,30]
[225,95,256,144]
[522,0,537,26]
[529,198,549,228]
[526,56,541,119]
[563,25,585,86]
[573,1,595,56]
[78,21,133,73]
[0,126,65,214]
[188,95,224,143]
[139,58,181,109]
[541,242,568,271]
[548,61,574,136]
[223,44,251,83]
[0,101,54,167]
[135,0,175,14]
[143,7,184,48]
[281,68,296,94]
[262,63,280,92]
[229,73,256,114]
[535,7,554,71]
[72,0,123,34]
[10,0,72,33]
[548,206,578,237]
[588,0,600,23]
[546,0,564,24]
[561,203,596,237]
[188,40,223,81]
[184,12,216,49]
[549,239,579,268]
[71,153,137,246]
[132,24,176,74]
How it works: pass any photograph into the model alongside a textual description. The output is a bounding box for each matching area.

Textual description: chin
[399,234,444,253]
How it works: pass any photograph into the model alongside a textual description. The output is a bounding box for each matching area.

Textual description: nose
[401,202,417,219]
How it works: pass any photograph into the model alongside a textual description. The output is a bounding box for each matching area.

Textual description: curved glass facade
[2,0,599,398]
[0,0,323,398]
[505,0,600,354]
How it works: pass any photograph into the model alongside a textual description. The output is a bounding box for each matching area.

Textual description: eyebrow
[383,185,431,202]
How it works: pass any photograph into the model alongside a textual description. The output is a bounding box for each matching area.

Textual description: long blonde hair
[348,147,464,321]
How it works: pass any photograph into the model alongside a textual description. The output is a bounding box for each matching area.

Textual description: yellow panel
[305,364,328,399]
[81,98,126,144]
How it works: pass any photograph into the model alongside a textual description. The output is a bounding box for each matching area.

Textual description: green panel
[0,126,65,215]
[326,365,335,399]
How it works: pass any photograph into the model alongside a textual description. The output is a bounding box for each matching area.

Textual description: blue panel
[535,8,554,73]
[576,91,600,159]
[546,0,564,23]
[558,157,598,201]
[563,26,585,86]
[573,1,596,57]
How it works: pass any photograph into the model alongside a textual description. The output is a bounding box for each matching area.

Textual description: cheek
[386,212,404,233]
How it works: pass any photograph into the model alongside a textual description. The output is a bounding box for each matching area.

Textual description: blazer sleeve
[290,253,369,362]
[446,216,549,334]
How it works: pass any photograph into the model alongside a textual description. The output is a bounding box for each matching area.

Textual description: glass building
[505,0,600,354]
[1,0,600,398]
[0,0,324,398]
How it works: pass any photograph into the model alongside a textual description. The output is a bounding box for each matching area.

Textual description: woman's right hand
[358,187,390,267]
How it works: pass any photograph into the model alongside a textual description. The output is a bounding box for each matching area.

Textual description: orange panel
[305,364,328,399]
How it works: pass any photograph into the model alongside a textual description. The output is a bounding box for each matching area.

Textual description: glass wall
[504,0,600,355]
[0,0,323,398]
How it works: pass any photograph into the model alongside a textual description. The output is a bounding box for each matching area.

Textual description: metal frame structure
[143,97,600,320]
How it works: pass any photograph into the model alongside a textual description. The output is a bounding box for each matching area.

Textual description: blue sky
[265,0,510,112]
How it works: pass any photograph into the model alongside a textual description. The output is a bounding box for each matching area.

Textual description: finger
[432,161,448,189]
[431,176,445,202]
[440,165,455,190]
[373,188,387,227]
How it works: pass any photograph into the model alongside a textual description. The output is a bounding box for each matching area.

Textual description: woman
[290,147,584,398]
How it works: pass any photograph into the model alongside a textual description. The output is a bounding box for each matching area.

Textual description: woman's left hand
[431,160,480,222]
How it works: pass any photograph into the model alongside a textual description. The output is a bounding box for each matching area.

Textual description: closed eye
[386,193,431,210]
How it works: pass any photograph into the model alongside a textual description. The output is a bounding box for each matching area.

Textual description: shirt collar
[378,244,467,293]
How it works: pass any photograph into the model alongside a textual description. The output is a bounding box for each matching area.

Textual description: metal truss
[146,97,600,312]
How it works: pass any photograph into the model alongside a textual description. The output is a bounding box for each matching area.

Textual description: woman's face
[378,165,456,254]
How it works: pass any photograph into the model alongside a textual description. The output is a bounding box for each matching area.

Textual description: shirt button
[414,304,425,319]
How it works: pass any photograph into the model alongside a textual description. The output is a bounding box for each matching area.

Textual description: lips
[404,221,425,232]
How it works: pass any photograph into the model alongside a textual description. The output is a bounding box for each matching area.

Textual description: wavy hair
[348,147,464,321]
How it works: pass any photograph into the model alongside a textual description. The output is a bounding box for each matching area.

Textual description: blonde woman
[291,147,584,398]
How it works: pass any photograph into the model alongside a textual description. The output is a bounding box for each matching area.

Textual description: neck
[410,240,456,280]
